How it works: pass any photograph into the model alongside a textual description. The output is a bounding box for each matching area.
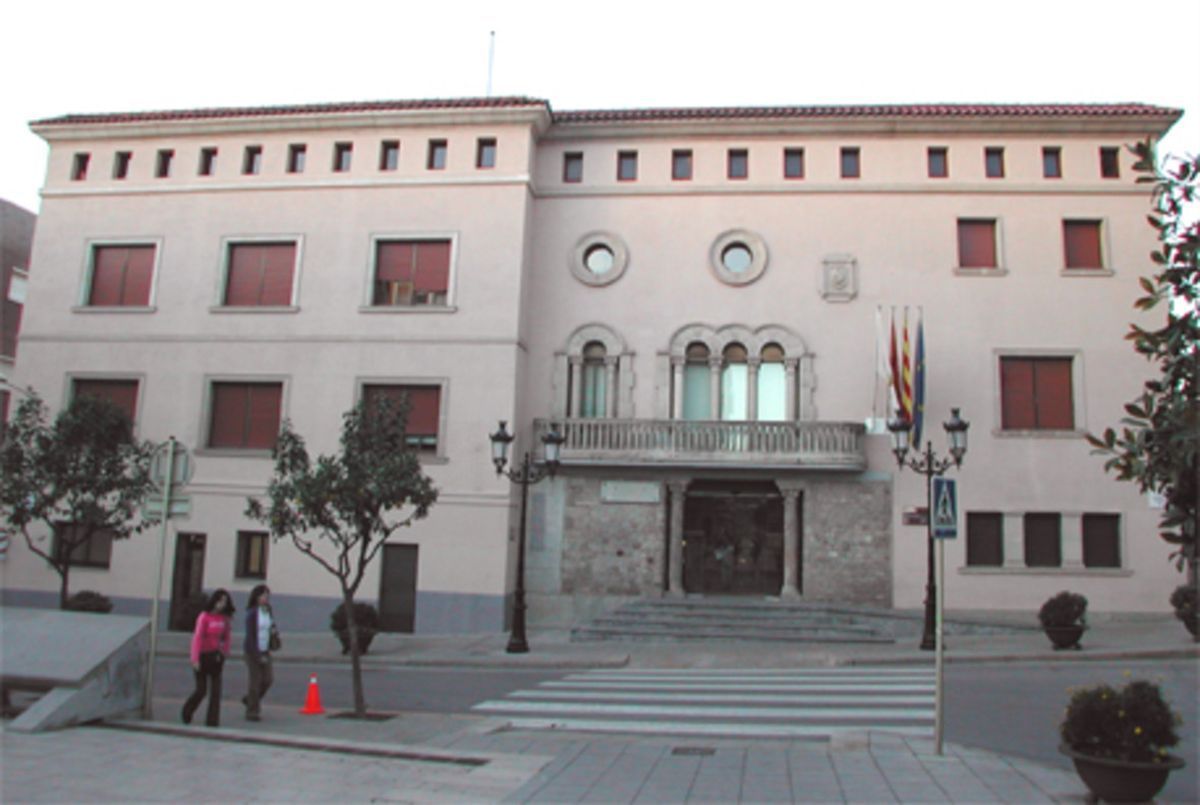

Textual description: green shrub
[1039,590,1088,628]
[330,602,380,655]
[1169,584,1196,623]
[1060,679,1181,763]
[65,590,113,613]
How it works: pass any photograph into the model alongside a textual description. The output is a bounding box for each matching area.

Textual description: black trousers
[182,652,224,726]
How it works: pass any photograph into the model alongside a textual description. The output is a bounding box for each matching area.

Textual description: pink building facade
[0,98,1183,631]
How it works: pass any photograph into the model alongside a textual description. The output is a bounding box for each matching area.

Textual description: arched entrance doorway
[682,480,794,594]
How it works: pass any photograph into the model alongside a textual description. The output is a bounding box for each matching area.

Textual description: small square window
[242,146,263,175]
[985,147,1005,178]
[927,147,948,178]
[427,139,447,170]
[957,219,998,269]
[223,242,298,307]
[372,239,451,307]
[1100,147,1120,178]
[73,378,139,425]
[88,244,156,307]
[1082,513,1120,568]
[727,149,748,180]
[617,150,638,181]
[476,138,496,169]
[287,144,307,174]
[362,384,442,452]
[1063,220,1104,269]
[1001,357,1074,430]
[208,381,283,449]
[198,147,218,176]
[840,147,860,179]
[55,523,114,569]
[1042,147,1062,179]
[672,149,693,181]
[71,152,90,181]
[235,531,269,578]
[333,142,353,173]
[783,148,804,179]
[563,152,583,183]
[380,140,399,171]
[113,151,132,180]
[155,149,174,178]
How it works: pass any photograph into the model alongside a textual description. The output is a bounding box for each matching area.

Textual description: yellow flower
[1123,670,1132,678]
[1134,727,1143,735]
[1118,710,1125,718]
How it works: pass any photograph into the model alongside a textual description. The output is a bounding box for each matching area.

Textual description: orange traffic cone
[299,673,325,715]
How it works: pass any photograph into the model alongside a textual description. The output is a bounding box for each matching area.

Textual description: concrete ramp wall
[0,606,148,732]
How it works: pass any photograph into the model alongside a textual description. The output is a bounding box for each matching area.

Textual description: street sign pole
[143,436,177,719]
[935,531,945,755]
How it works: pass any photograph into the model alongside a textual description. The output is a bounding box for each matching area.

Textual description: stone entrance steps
[570,598,1035,644]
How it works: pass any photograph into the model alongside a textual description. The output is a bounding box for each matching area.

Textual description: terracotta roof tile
[553,103,1181,124]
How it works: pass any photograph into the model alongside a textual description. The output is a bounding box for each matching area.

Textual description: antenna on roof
[486,31,495,97]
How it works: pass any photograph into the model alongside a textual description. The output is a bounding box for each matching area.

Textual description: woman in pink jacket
[181,588,234,726]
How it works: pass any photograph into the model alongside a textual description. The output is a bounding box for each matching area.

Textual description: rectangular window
[362,384,442,451]
[379,140,399,171]
[966,512,1003,566]
[1024,513,1062,567]
[198,147,217,176]
[1063,220,1104,269]
[840,147,860,179]
[333,142,353,172]
[1000,356,1074,430]
[208,381,283,449]
[287,144,307,174]
[113,151,132,180]
[927,147,948,178]
[242,146,262,175]
[235,531,269,578]
[783,148,805,179]
[1082,513,1121,568]
[1100,147,1120,178]
[672,149,693,181]
[72,152,90,181]
[88,244,156,306]
[985,147,1005,178]
[957,219,998,269]
[563,152,583,183]
[476,138,496,169]
[617,150,638,181]
[1043,147,1062,178]
[427,139,447,170]
[727,149,748,180]
[223,242,297,307]
[155,149,174,178]
[73,378,139,424]
[55,523,114,569]
[372,240,450,306]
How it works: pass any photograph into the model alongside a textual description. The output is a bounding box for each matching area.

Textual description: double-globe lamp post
[887,408,969,651]
[489,420,566,654]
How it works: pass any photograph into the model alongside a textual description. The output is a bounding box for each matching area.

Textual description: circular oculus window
[709,229,768,286]
[570,232,629,287]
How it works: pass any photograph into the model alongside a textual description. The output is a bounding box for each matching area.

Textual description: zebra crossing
[472,666,935,739]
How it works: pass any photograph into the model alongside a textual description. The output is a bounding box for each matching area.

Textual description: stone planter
[336,629,376,655]
[1043,623,1085,650]
[1060,745,1185,803]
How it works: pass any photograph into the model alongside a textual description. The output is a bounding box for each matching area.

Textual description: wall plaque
[601,481,661,504]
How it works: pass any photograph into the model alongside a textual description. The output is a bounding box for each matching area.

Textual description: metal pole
[506,452,531,654]
[143,436,176,719]
[921,443,936,650]
[935,532,945,755]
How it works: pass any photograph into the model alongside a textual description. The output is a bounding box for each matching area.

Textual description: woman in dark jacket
[242,584,277,721]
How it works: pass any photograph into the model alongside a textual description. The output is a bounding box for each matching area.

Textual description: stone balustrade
[533,418,866,469]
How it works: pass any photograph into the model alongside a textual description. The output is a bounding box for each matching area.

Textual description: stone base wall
[800,477,892,606]
[560,477,665,596]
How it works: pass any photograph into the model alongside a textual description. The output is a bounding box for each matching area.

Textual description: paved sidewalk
[2,611,1195,803]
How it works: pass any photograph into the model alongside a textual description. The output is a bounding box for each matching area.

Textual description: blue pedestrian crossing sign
[932,477,958,539]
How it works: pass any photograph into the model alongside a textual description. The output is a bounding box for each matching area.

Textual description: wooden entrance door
[168,532,206,631]
[379,544,419,632]
[683,481,783,595]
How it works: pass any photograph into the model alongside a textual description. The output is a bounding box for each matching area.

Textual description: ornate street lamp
[489,420,565,653]
[888,408,969,650]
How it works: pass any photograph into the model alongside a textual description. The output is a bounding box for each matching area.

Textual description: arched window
[683,343,711,420]
[758,344,787,421]
[721,343,748,421]
[580,341,607,418]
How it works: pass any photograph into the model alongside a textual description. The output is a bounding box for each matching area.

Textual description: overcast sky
[3,0,1197,213]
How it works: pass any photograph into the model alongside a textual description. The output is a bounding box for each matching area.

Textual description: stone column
[709,356,723,420]
[568,356,583,418]
[671,357,685,419]
[604,357,618,418]
[799,355,815,421]
[747,357,760,422]
[785,360,798,420]
[667,480,688,596]
[778,484,802,598]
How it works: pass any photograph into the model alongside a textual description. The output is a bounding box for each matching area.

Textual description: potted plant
[1059,678,1186,802]
[1038,590,1088,649]
[330,601,380,655]
[64,590,114,613]
[1169,584,1197,638]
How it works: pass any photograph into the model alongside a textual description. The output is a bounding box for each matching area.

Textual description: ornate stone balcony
[533,418,866,470]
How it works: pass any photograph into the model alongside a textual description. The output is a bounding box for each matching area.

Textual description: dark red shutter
[375,242,411,282]
[210,383,280,448]
[89,247,127,305]
[74,379,139,423]
[1000,358,1035,429]
[209,384,246,446]
[1063,221,1102,269]
[1024,513,1062,567]
[405,387,441,436]
[966,512,1003,566]
[225,244,294,306]
[224,245,262,305]
[958,221,996,268]
[413,242,450,293]
[260,244,296,305]
[1082,514,1120,567]
[1034,359,1074,429]
[246,384,282,448]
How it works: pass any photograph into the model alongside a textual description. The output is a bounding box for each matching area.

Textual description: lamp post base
[505,636,529,654]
